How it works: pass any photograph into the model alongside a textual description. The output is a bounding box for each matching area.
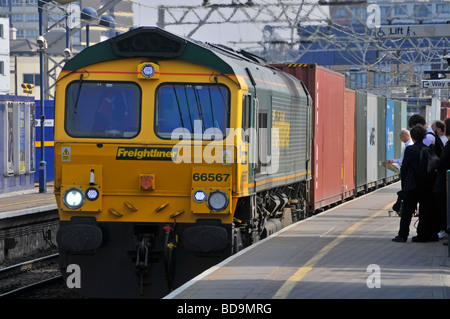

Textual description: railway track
[0,253,62,298]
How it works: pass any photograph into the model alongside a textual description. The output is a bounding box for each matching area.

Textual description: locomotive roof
[62,26,270,82]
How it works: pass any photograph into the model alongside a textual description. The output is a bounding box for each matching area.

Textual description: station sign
[375,24,450,39]
[422,79,450,89]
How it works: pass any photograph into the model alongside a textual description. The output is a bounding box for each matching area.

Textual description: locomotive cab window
[65,81,141,138]
[155,83,230,140]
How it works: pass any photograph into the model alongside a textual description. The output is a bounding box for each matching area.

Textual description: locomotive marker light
[63,187,86,210]
[141,64,154,77]
[138,62,160,80]
[193,189,207,203]
[206,189,229,212]
[86,187,99,201]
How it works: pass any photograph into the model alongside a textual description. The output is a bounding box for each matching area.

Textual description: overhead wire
[14,0,450,92]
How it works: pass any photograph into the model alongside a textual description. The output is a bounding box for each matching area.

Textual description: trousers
[398,188,436,239]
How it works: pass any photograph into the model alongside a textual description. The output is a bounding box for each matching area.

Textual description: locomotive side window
[155,83,230,140]
[65,81,141,138]
[242,94,251,143]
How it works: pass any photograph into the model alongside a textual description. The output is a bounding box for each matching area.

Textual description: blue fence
[0,95,36,193]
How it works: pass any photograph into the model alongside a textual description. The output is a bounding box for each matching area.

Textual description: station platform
[165,182,450,299]
[0,186,57,219]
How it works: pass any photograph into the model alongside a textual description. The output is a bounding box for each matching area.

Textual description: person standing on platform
[386,129,413,170]
[434,118,450,242]
[432,120,448,146]
[392,125,435,242]
[407,114,440,242]
[387,129,413,215]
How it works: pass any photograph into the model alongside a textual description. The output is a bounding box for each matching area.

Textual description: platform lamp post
[37,0,48,193]
[81,7,98,48]
[99,14,116,37]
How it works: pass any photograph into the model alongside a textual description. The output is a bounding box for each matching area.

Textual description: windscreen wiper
[72,74,84,129]
[172,85,185,129]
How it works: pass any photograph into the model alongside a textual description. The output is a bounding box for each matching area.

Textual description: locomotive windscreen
[155,83,230,140]
[65,81,141,138]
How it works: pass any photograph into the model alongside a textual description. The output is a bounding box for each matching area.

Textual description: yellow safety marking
[35,141,55,147]
[272,201,394,299]
[286,63,308,68]
[0,197,55,208]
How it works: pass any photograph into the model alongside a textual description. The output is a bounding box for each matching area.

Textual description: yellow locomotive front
[54,27,311,298]
[54,29,250,298]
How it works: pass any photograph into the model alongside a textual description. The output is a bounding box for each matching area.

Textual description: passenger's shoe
[392,236,407,242]
[438,230,447,239]
[412,236,428,242]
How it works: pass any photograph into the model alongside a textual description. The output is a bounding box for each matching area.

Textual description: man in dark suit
[393,125,436,242]
[433,118,450,241]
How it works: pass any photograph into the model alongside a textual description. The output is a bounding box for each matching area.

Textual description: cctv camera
[445,54,450,65]
[36,35,46,46]
[36,35,47,51]
[64,48,71,58]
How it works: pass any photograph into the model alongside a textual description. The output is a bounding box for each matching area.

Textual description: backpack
[417,145,439,184]
[427,131,444,157]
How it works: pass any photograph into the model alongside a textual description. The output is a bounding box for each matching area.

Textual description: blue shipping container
[386,99,395,178]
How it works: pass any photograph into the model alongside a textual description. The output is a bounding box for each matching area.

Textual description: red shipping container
[343,88,356,199]
[272,64,346,212]
[441,101,450,120]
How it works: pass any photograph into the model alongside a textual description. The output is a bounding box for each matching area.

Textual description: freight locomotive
[54,27,313,298]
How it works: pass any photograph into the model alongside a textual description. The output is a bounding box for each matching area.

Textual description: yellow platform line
[0,197,55,208]
[272,201,394,299]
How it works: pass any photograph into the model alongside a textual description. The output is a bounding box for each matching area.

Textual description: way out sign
[422,79,450,89]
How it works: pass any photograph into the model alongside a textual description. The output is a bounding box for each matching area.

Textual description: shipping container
[393,99,407,162]
[355,90,367,194]
[273,64,345,212]
[393,100,402,160]
[343,88,356,199]
[366,93,378,189]
[385,99,395,182]
[441,101,450,120]
[377,95,386,185]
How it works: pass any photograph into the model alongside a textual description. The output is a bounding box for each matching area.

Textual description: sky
[131,0,330,51]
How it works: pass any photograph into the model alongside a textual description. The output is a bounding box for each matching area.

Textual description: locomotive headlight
[206,190,229,212]
[193,189,207,203]
[63,187,85,210]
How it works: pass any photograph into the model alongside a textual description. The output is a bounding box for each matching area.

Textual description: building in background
[297,0,450,98]
[0,0,132,98]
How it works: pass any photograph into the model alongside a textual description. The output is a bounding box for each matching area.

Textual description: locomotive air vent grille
[111,27,187,58]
